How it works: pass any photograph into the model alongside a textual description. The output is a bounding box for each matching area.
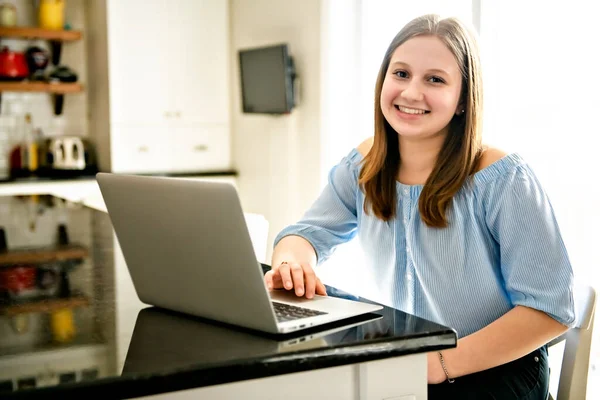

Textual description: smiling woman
[269,11,575,400]
[317,1,598,397]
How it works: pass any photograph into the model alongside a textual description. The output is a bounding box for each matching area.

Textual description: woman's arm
[265,144,369,299]
[428,306,569,383]
[266,235,326,298]
[427,148,574,382]
[271,235,317,269]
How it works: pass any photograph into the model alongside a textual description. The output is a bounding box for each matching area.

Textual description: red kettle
[0,47,29,80]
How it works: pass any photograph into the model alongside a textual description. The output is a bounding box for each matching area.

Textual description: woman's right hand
[264,261,327,299]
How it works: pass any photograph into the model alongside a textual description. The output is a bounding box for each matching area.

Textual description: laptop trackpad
[269,289,331,305]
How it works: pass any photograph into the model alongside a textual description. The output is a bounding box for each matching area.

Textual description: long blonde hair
[359,14,484,228]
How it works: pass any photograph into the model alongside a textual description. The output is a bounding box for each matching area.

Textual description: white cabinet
[105,0,171,125]
[170,123,231,172]
[109,123,231,174]
[131,354,427,399]
[109,125,171,174]
[87,0,231,174]
[106,0,229,126]
[169,0,230,124]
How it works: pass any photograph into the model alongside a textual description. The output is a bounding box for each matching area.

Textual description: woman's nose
[400,80,424,102]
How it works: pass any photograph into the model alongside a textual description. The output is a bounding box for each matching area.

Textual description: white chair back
[548,284,596,400]
[244,213,269,264]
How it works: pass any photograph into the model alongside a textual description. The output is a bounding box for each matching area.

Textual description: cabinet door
[110,125,172,173]
[106,0,171,125]
[170,123,231,173]
[169,0,230,124]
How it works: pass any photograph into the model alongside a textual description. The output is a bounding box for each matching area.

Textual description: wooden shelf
[0,244,88,266]
[0,82,82,94]
[0,295,89,316]
[0,26,82,41]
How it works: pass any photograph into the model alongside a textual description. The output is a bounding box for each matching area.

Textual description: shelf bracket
[53,94,64,115]
[0,226,6,252]
[50,40,62,66]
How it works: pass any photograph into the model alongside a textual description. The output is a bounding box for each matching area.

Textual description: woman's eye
[394,70,408,78]
[428,76,445,84]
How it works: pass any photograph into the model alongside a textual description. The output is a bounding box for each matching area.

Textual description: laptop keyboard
[272,301,328,322]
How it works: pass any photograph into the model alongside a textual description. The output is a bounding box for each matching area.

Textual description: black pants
[428,346,549,400]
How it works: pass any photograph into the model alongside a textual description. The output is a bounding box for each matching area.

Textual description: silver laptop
[96,173,382,334]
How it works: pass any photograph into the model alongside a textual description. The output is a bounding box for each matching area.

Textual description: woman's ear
[455,104,465,116]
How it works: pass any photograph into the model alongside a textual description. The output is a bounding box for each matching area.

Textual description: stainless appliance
[41,136,95,171]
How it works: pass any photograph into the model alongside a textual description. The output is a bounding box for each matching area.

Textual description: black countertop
[0,205,456,400]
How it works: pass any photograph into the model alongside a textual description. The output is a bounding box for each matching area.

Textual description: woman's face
[380,35,463,140]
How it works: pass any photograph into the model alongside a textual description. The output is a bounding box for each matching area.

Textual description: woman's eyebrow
[389,61,450,77]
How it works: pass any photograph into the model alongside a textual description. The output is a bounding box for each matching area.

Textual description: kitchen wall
[230,0,323,262]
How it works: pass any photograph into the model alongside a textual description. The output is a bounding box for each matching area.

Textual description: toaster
[41,137,95,170]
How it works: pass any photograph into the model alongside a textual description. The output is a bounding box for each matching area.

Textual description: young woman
[264,14,574,399]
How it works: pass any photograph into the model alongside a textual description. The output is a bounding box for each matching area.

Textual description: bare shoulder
[477,146,509,172]
[356,137,374,157]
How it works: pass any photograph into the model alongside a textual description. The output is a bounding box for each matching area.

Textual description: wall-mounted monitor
[238,44,296,115]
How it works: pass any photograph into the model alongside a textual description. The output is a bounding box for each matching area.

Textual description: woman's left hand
[427,352,448,384]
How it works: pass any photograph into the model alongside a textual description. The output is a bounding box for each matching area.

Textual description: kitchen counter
[0,196,456,400]
[0,177,98,197]
[0,171,238,197]
[0,172,239,214]
[1,278,456,398]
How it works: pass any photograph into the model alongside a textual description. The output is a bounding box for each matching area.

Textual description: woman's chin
[390,122,448,141]
[392,125,428,138]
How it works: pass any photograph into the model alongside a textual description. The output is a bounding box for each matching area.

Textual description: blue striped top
[274,148,576,337]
